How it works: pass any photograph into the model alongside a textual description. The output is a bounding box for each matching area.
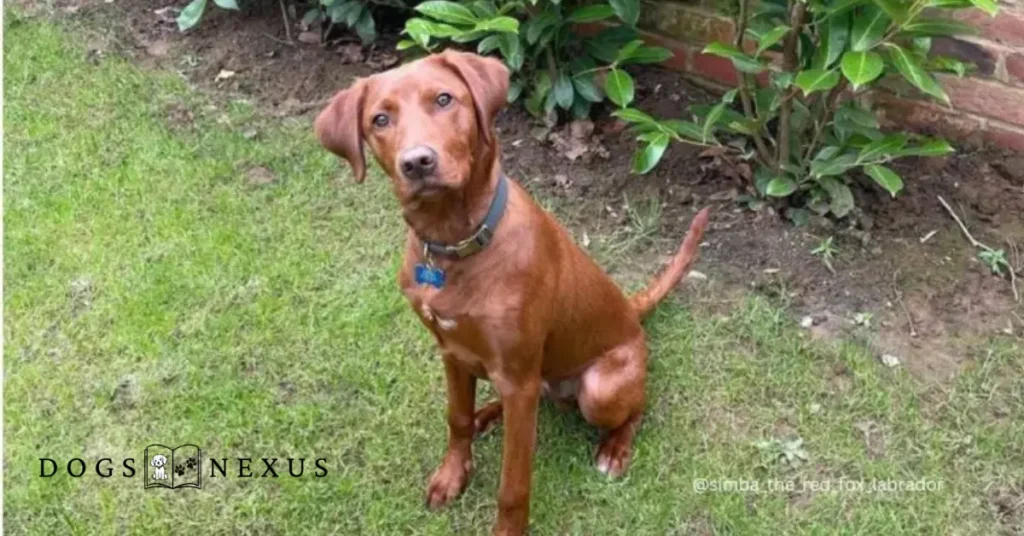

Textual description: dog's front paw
[425,454,473,510]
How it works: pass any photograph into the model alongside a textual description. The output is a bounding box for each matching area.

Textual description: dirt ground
[33,0,1024,382]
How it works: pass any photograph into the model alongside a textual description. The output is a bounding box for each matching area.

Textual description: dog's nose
[399,145,437,181]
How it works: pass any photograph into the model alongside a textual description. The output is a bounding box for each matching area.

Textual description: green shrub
[400,0,673,119]
[612,0,998,219]
[176,0,241,31]
[177,0,394,45]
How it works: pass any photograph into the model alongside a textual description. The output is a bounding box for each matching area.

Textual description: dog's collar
[420,174,508,259]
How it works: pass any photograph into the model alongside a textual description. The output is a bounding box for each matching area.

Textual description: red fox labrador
[316,50,709,535]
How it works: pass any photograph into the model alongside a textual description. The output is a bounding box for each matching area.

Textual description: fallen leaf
[337,44,364,64]
[880,354,901,368]
[298,31,321,45]
[215,69,236,82]
[367,51,399,70]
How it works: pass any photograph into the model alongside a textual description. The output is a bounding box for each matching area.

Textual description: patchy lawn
[5,13,1023,535]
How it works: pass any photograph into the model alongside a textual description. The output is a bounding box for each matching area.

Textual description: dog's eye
[372,114,390,128]
[436,93,453,108]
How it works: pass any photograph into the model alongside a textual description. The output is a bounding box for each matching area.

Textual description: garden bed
[67,0,1024,381]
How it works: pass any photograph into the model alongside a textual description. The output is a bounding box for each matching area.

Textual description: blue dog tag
[414,264,446,289]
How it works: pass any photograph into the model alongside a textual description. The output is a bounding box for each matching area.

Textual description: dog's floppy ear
[315,79,368,183]
[438,50,509,146]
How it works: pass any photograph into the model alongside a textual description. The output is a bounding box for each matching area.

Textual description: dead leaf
[599,119,627,135]
[699,146,729,159]
[215,70,236,82]
[367,51,399,70]
[337,44,364,64]
[298,31,321,45]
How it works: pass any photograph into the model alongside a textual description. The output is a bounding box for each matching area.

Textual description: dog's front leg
[493,377,541,536]
[426,355,477,509]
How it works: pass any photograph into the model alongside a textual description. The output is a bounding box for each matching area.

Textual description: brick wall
[601,0,1024,150]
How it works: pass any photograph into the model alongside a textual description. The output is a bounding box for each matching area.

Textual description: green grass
[5,14,1024,535]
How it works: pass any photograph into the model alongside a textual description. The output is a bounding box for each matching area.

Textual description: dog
[315,50,709,535]
[151,454,168,480]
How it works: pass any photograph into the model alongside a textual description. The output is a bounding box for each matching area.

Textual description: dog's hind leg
[577,336,647,478]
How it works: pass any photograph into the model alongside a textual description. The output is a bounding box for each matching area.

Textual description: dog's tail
[629,207,711,319]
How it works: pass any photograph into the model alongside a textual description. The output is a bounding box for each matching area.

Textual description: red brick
[984,122,1024,151]
[952,9,1024,47]
[640,32,690,71]
[872,92,984,139]
[690,51,740,86]
[1007,52,1024,86]
[939,74,1024,126]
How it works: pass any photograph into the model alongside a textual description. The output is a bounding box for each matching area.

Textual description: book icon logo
[144,444,202,490]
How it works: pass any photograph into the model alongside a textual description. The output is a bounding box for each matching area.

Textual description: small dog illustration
[151,454,168,480]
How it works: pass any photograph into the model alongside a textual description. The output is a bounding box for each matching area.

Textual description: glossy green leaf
[928,56,970,77]
[604,69,634,107]
[554,71,574,109]
[886,43,949,103]
[177,0,207,31]
[474,16,519,33]
[702,42,765,73]
[702,102,726,142]
[850,6,890,51]
[813,13,850,69]
[213,0,239,9]
[568,4,617,23]
[507,78,524,102]
[620,46,674,65]
[612,107,658,126]
[755,25,790,57]
[864,164,904,196]
[858,133,908,162]
[765,176,798,197]
[794,69,841,95]
[840,50,884,89]
[826,0,867,16]
[967,0,998,16]
[819,177,855,217]
[892,138,954,157]
[811,153,858,177]
[353,9,376,44]
[478,35,501,54]
[632,133,670,174]
[573,75,603,102]
[415,1,478,24]
[900,19,979,36]
[609,0,640,26]
[396,39,417,50]
[872,0,909,23]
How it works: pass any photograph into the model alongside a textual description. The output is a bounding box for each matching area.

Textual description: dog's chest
[405,284,495,374]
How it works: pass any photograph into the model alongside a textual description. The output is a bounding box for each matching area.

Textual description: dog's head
[315,51,508,203]
[151,454,167,468]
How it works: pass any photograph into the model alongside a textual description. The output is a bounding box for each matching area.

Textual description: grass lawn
[4,13,1023,535]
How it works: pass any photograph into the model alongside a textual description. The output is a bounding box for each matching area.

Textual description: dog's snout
[399,145,438,181]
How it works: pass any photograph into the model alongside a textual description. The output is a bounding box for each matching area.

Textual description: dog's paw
[595,435,632,478]
[473,401,503,437]
[425,455,472,510]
